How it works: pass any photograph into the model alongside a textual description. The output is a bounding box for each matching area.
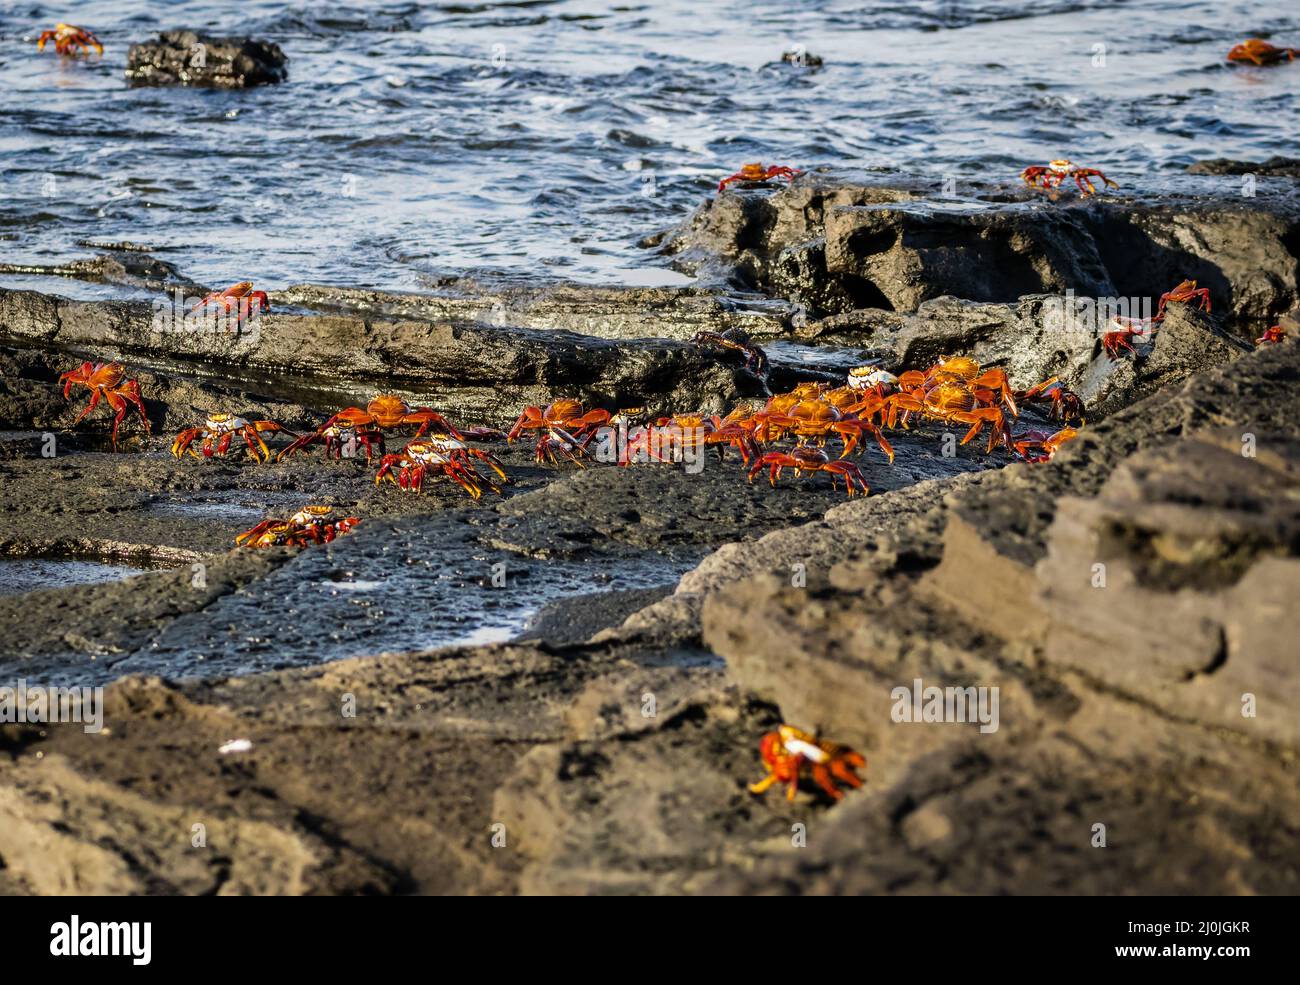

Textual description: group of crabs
[40,21,1297,803]
[58,268,1288,552]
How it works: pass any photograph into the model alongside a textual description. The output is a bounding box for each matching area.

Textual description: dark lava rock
[1187,157,1300,178]
[780,49,824,67]
[126,30,288,88]
[0,252,202,294]
[660,170,1300,326]
[280,280,797,342]
[0,287,793,424]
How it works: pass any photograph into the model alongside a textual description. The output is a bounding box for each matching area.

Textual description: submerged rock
[126,31,288,88]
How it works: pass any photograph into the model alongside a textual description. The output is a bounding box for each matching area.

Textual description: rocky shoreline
[1,173,1297,894]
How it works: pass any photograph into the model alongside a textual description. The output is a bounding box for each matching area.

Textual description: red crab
[749,724,866,802]
[748,445,870,497]
[58,360,150,449]
[191,281,270,318]
[1256,325,1286,345]
[718,162,800,192]
[171,414,294,463]
[1011,426,1079,463]
[1156,279,1211,320]
[745,397,895,463]
[236,505,360,549]
[36,23,102,56]
[638,410,761,466]
[507,399,611,466]
[1228,39,1299,66]
[278,395,487,462]
[691,329,769,376]
[1016,376,1085,425]
[1102,316,1154,360]
[375,437,508,499]
[1020,159,1118,197]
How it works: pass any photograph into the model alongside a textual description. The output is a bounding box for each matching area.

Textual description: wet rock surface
[1,179,1297,895]
[659,169,1300,327]
[1187,156,1300,178]
[125,31,288,88]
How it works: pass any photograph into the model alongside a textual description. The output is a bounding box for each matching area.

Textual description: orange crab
[748,445,869,497]
[752,397,895,463]
[890,379,1014,453]
[731,383,826,443]
[36,23,102,56]
[749,724,866,802]
[691,329,769,376]
[1156,279,1211,320]
[375,437,507,499]
[236,505,360,548]
[171,414,295,463]
[507,399,611,465]
[1020,159,1118,197]
[278,395,486,462]
[920,356,1017,413]
[718,162,800,192]
[1256,325,1286,345]
[191,281,270,318]
[640,410,761,466]
[1011,426,1079,463]
[1015,376,1085,425]
[885,357,1017,453]
[1228,39,1298,66]
[58,360,150,449]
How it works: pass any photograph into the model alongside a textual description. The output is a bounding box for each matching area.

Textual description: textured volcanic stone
[126,30,287,88]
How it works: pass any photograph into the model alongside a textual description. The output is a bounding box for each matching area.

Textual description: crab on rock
[1020,159,1118,197]
[236,505,360,549]
[691,329,769,376]
[375,437,508,500]
[1256,325,1286,345]
[1101,316,1155,360]
[749,725,867,802]
[1156,279,1211,320]
[36,24,102,56]
[171,414,294,463]
[191,281,270,318]
[1011,426,1079,463]
[1016,376,1085,425]
[507,399,611,466]
[278,395,480,462]
[718,162,800,192]
[748,445,870,497]
[644,411,762,466]
[58,361,150,449]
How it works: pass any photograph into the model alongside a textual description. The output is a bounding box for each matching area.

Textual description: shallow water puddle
[0,557,146,597]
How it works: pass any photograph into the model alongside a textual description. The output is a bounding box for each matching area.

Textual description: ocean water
[1,0,1297,291]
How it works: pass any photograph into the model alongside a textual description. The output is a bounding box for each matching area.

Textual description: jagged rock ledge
[653,169,1300,328]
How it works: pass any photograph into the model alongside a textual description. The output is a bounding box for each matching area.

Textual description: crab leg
[104,391,132,448]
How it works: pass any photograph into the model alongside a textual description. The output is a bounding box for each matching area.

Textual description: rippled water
[2,0,1297,289]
